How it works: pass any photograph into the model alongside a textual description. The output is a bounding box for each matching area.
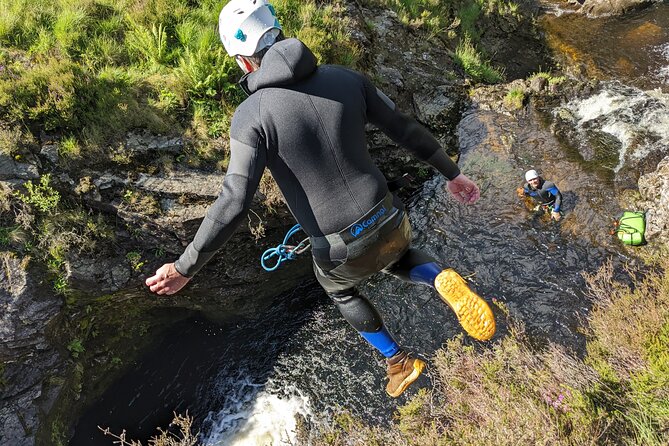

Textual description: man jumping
[146,0,495,397]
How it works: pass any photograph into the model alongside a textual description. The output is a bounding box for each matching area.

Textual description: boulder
[125,131,183,154]
[0,155,39,181]
[579,0,659,17]
[638,155,669,243]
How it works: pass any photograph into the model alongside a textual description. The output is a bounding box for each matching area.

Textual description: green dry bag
[615,211,646,246]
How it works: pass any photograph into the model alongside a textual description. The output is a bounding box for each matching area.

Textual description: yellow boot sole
[435,269,496,341]
[386,358,426,398]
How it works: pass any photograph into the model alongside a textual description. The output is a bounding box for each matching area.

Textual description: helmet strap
[236,55,258,74]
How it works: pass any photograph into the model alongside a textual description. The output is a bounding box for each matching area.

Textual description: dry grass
[583,261,664,380]
[99,412,198,446]
[258,171,286,212]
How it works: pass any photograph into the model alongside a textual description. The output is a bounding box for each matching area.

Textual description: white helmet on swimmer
[525,169,539,182]
[219,0,282,57]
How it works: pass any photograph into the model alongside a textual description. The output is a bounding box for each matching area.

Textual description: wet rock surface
[578,0,660,17]
[638,155,669,243]
[0,254,63,446]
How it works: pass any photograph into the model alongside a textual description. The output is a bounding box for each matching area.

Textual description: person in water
[145,0,495,397]
[517,169,563,221]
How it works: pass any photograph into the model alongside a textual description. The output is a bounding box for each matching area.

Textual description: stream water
[69,4,669,446]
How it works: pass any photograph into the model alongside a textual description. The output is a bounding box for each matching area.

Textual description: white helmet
[525,169,539,182]
[219,0,282,57]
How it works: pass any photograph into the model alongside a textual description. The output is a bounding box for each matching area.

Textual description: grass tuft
[454,35,504,83]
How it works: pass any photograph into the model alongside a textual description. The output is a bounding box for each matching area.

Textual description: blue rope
[261,224,309,271]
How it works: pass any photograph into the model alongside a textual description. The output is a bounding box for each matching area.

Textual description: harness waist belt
[311,193,402,251]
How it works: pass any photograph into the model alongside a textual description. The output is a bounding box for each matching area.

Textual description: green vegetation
[58,136,81,161]
[530,70,567,86]
[454,35,503,83]
[13,174,60,213]
[369,0,513,83]
[368,0,453,32]
[2,173,114,295]
[66,339,85,359]
[0,0,359,155]
[126,251,145,271]
[504,86,525,109]
[0,1,361,293]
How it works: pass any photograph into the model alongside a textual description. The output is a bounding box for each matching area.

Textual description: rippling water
[541,2,669,91]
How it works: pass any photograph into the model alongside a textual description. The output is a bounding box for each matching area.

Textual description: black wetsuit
[175,38,460,277]
[174,38,462,358]
[523,179,562,212]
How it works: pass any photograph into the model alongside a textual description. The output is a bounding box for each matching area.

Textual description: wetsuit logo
[350,206,387,238]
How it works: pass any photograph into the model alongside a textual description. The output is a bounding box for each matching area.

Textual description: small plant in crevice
[67,339,85,359]
[504,87,525,110]
[13,174,60,214]
[126,251,145,271]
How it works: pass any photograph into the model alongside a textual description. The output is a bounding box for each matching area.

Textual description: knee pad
[328,288,384,333]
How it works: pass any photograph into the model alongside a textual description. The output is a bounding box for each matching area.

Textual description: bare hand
[551,211,561,221]
[145,263,190,295]
[447,174,480,204]
[516,187,525,199]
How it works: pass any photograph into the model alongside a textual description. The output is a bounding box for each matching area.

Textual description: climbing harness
[612,211,646,246]
[260,174,412,271]
[260,224,311,271]
[533,203,555,213]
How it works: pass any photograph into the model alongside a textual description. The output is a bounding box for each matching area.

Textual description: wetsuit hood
[240,38,317,94]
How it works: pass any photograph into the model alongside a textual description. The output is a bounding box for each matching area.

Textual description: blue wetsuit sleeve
[361,77,460,180]
[175,137,266,277]
[547,186,562,212]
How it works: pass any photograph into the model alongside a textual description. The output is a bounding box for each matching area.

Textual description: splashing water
[557,82,669,172]
[653,43,669,84]
[202,386,312,446]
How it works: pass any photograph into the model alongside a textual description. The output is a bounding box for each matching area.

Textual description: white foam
[651,43,669,84]
[559,83,669,171]
[202,389,312,446]
[569,90,629,124]
[656,66,669,84]
[658,42,669,60]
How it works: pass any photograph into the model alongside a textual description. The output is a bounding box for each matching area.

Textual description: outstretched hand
[446,174,480,204]
[145,263,190,295]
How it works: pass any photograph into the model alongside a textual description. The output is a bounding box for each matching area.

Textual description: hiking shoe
[386,351,425,398]
[435,268,496,341]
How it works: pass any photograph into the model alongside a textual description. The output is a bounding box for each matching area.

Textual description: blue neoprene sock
[359,327,401,358]
[409,262,442,286]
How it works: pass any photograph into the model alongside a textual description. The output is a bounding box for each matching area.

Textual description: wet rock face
[476,1,553,80]
[638,155,669,243]
[0,253,63,446]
